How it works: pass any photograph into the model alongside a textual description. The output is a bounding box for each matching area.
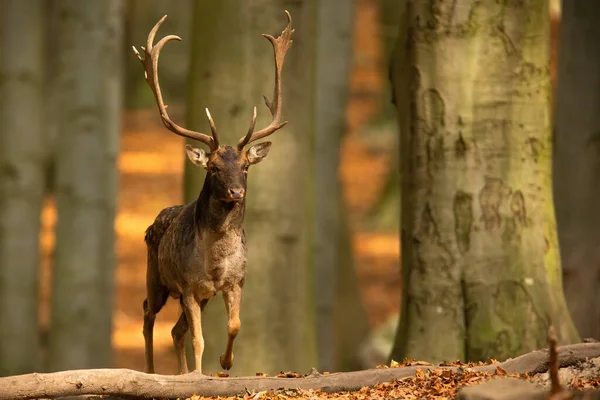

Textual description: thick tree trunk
[390,0,579,364]
[183,0,317,375]
[0,0,45,376]
[49,0,123,370]
[553,0,600,341]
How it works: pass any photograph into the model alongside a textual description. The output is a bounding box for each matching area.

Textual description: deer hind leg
[171,311,189,374]
[143,239,170,374]
[181,293,204,374]
[220,284,242,370]
[143,281,168,373]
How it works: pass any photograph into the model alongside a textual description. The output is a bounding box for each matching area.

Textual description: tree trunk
[314,0,367,373]
[48,0,123,371]
[390,0,579,364]
[333,200,370,371]
[0,0,45,376]
[554,0,600,340]
[183,0,317,375]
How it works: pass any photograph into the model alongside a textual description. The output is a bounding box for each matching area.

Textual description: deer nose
[228,188,245,199]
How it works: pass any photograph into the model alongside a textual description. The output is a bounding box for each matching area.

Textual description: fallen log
[0,343,599,400]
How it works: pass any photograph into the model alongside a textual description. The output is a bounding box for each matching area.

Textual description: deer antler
[133,16,219,151]
[237,11,294,150]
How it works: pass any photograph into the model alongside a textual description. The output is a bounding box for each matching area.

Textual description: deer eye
[243,165,249,173]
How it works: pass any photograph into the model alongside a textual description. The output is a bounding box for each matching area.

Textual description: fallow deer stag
[132,11,294,375]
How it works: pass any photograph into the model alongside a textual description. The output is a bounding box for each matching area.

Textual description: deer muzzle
[227,187,245,201]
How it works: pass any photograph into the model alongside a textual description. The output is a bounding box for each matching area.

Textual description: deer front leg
[181,294,204,373]
[220,284,242,370]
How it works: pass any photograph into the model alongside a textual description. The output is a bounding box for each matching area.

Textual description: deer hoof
[220,353,234,370]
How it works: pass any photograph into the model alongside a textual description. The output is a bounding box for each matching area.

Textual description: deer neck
[194,179,245,235]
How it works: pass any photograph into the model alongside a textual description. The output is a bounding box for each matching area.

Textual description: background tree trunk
[333,201,370,371]
[48,0,123,371]
[184,0,317,375]
[554,0,600,340]
[390,0,579,364]
[312,0,369,372]
[0,0,45,376]
[314,0,353,372]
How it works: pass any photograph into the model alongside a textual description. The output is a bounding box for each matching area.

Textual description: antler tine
[133,15,218,151]
[237,10,294,150]
[146,15,167,53]
[205,108,219,146]
[245,107,258,139]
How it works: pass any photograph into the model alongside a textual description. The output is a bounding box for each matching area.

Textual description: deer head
[185,143,271,202]
[132,12,294,203]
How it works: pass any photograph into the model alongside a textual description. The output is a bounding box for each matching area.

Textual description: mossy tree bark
[0,0,45,376]
[48,0,123,370]
[554,0,600,340]
[390,0,579,364]
[183,0,317,375]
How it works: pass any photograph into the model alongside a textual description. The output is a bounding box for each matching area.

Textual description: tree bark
[48,0,123,370]
[1,342,599,399]
[390,0,579,364]
[553,0,600,341]
[0,0,45,376]
[182,0,317,375]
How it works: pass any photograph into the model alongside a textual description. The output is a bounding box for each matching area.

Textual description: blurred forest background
[1,0,599,382]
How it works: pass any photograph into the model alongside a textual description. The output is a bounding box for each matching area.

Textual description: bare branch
[548,324,562,395]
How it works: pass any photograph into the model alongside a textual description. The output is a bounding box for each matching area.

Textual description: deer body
[134,13,294,375]
[151,192,247,301]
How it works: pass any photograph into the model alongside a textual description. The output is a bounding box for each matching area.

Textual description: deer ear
[185,144,209,168]
[247,142,272,165]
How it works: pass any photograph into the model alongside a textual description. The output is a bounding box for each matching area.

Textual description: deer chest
[201,232,246,289]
